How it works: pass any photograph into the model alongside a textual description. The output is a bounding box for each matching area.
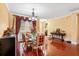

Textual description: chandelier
[29,8,37,21]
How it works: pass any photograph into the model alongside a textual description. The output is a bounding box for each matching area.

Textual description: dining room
[6,3,79,56]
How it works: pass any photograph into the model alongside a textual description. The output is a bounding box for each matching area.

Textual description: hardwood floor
[17,38,79,56]
[47,39,79,56]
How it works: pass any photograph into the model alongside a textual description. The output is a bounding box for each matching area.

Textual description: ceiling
[6,3,79,19]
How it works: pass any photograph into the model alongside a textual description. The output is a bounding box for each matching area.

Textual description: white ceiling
[7,3,79,19]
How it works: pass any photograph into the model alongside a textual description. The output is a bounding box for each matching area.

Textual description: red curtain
[15,15,29,56]
[16,16,21,35]
[16,16,29,35]
[15,15,21,56]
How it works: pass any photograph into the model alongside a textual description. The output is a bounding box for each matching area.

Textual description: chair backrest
[36,33,45,46]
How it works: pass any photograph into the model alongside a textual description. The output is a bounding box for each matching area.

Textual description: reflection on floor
[47,39,79,56]
[25,46,44,56]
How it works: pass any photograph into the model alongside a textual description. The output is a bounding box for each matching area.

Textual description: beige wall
[8,13,16,32]
[0,3,15,37]
[36,18,40,32]
[70,14,78,44]
[37,19,47,33]
[0,3,9,37]
[39,21,44,33]
[47,13,78,44]
[77,14,79,43]
[8,12,14,28]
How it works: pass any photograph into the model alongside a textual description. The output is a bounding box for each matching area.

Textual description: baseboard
[71,41,77,45]
[71,41,79,45]
[64,38,79,45]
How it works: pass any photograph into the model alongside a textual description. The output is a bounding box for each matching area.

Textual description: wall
[77,14,79,44]
[0,3,9,37]
[0,3,15,37]
[38,19,47,33]
[70,13,78,44]
[39,21,44,33]
[8,12,14,29]
[47,13,78,44]
[36,18,40,32]
[8,13,16,32]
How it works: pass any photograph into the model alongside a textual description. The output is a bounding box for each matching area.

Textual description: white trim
[71,41,79,45]
[64,38,79,45]
[71,41,78,45]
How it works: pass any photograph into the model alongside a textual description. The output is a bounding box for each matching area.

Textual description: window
[20,20,32,33]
